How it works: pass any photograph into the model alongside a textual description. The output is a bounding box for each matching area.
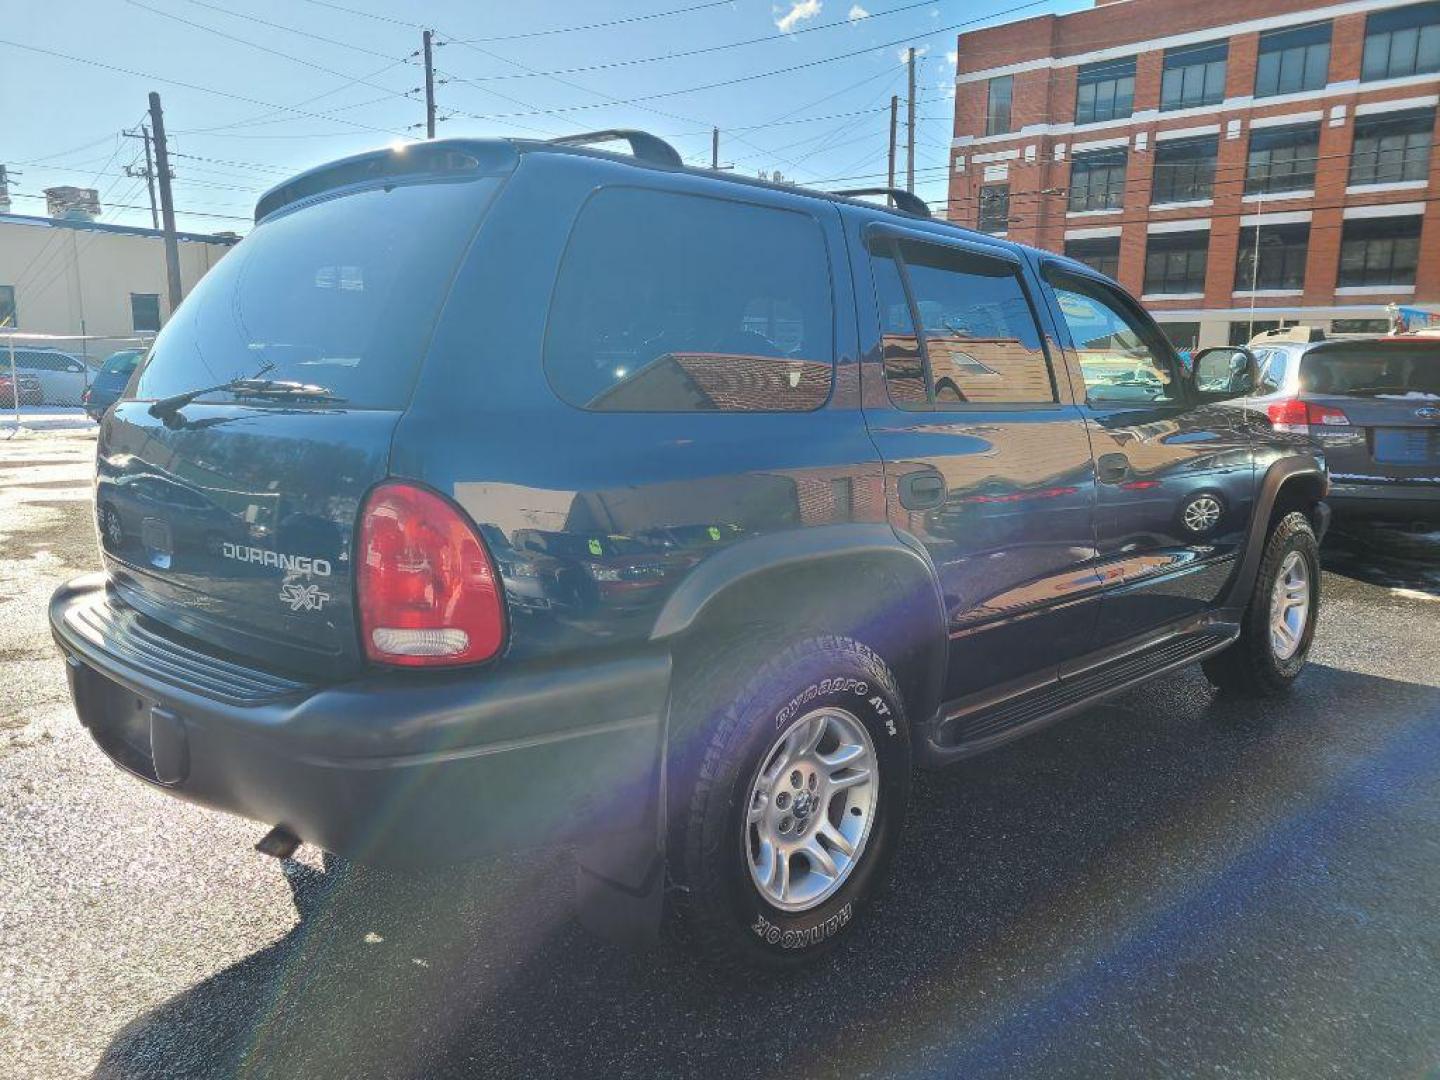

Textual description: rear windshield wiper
[148,363,343,419]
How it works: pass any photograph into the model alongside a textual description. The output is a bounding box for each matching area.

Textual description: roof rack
[547,129,683,167]
[830,187,931,218]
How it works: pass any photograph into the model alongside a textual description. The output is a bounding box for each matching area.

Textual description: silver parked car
[1243,332,1440,522]
[10,348,88,406]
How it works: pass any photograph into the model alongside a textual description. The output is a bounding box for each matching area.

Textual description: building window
[1144,231,1209,295]
[1362,2,1440,81]
[1151,136,1218,204]
[1063,236,1121,279]
[1230,320,1292,346]
[1160,321,1202,353]
[978,184,1010,233]
[1075,57,1136,125]
[1068,149,1127,212]
[1349,107,1435,185]
[1331,318,1391,335]
[130,293,161,333]
[1254,22,1331,97]
[0,285,15,329]
[986,75,1013,136]
[1245,123,1321,194]
[1235,222,1310,291]
[1161,40,1228,111]
[1338,215,1423,287]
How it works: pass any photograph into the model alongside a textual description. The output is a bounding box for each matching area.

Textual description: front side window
[1068,149,1127,212]
[1064,236,1121,279]
[1362,2,1440,81]
[544,188,834,412]
[1235,222,1310,291]
[1075,57,1136,125]
[0,284,15,329]
[1349,108,1435,185]
[130,293,161,333]
[1161,40,1228,111]
[1255,22,1331,97]
[986,75,1013,136]
[1338,215,1423,287]
[872,241,1056,408]
[978,184,1011,233]
[1151,136,1218,204]
[1046,269,1181,405]
[1245,123,1321,194]
[1143,231,1209,295]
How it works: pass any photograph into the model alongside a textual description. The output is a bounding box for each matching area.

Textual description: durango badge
[221,542,333,577]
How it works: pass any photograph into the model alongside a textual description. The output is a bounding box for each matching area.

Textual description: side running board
[931,626,1238,761]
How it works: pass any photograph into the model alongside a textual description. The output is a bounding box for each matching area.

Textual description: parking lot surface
[2,428,1438,1079]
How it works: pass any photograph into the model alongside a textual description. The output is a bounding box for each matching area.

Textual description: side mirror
[1192,347,1257,399]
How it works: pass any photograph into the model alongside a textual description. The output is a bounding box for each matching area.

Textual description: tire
[669,634,910,971]
[1203,510,1320,697]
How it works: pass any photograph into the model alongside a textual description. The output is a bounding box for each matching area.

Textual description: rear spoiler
[254,140,518,223]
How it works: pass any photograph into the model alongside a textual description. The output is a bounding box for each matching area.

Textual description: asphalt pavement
[2,428,1438,1079]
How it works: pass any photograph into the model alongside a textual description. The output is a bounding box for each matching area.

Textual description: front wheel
[1203,510,1320,697]
[669,635,910,970]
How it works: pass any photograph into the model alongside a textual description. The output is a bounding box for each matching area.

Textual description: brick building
[949,0,1440,348]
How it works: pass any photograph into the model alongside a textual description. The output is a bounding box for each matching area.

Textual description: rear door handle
[1096,452,1130,484]
[899,471,946,510]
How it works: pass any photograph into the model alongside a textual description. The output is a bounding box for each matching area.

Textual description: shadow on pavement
[1323,521,1440,595]
[94,663,1440,1080]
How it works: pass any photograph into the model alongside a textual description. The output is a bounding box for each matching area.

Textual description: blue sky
[1,0,1077,233]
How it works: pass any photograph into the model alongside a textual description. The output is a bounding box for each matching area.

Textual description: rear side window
[870,239,1056,408]
[544,188,834,412]
[132,177,502,410]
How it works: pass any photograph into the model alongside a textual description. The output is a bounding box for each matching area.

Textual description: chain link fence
[3,331,155,436]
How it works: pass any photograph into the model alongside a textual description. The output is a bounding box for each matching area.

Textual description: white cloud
[847,3,869,18]
[775,0,822,33]
[897,43,930,64]
[946,50,958,67]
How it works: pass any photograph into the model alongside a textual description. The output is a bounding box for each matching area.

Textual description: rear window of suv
[1299,342,1440,397]
[543,187,835,412]
[130,177,502,410]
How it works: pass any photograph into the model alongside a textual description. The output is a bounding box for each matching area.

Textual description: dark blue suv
[50,132,1329,969]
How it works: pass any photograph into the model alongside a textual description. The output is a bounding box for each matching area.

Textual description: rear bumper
[49,574,670,875]
[1328,480,1440,522]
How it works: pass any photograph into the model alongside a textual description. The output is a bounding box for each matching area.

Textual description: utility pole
[712,126,719,169]
[148,92,182,316]
[124,125,159,230]
[423,30,437,139]
[906,47,917,194]
[887,95,899,193]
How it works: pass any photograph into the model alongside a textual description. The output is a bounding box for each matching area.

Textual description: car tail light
[357,481,505,667]
[1265,399,1350,434]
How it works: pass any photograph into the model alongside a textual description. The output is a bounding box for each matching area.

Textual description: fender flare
[1225,454,1327,611]
[650,523,949,732]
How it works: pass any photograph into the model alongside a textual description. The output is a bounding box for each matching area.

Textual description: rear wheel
[669,635,910,970]
[1203,510,1319,697]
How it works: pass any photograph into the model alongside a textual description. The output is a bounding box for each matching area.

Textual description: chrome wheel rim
[1183,495,1222,532]
[1269,550,1310,661]
[744,707,878,913]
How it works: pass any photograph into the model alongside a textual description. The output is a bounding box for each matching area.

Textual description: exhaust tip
[255,825,301,860]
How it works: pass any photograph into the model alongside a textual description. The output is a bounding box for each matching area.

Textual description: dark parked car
[83,348,145,420]
[1246,334,1440,521]
[50,132,1329,969]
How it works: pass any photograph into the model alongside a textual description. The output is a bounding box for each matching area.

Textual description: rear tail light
[357,481,505,667]
[1265,399,1350,434]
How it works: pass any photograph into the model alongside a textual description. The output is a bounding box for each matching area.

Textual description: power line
[428,0,734,43]
[0,36,414,141]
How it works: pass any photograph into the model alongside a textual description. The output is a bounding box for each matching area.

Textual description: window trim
[1075,56,1137,126]
[1142,229,1211,296]
[1151,135,1219,205]
[1160,39,1229,112]
[1254,21,1333,98]
[542,183,840,414]
[865,226,1064,413]
[1234,221,1311,292]
[1361,1,1440,81]
[1348,107,1435,186]
[986,74,1014,137]
[1040,260,1193,410]
[1336,214,1423,288]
